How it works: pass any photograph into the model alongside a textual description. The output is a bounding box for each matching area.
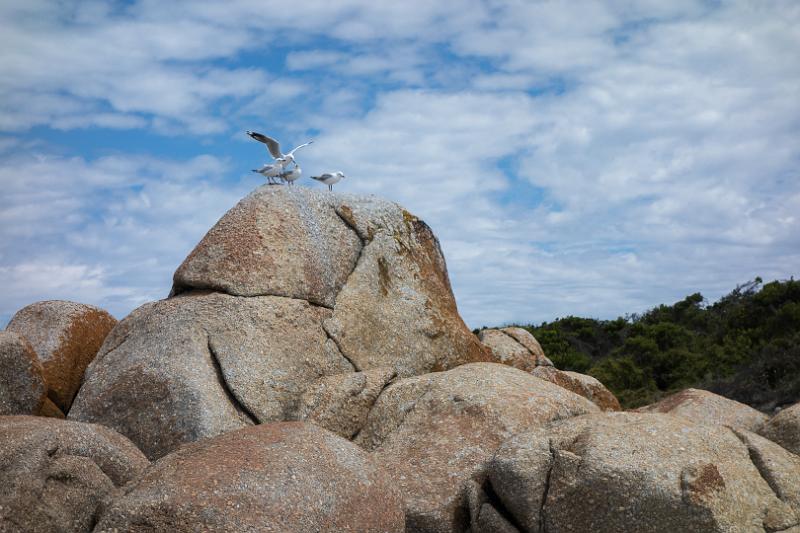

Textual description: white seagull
[281,164,302,186]
[252,162,284,184]
[246,131,313,168]
[311,171,346,191]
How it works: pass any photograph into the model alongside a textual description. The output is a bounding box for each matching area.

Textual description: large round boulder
[69,291,351,460]
[172,186,490,376]
[5,300,117,413]
[478,327,553,371]
[95,422,405,532]
[0,331,46,415]
[0,416,149,533]
[759,401,800,455]
[476,412,800,533]
[635,388,768,432]
[531,366,621,411]
[355,362,599,532]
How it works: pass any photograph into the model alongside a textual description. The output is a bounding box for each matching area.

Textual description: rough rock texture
[295,367,397,439]
[479,327,553,371]
[95,422,405,533]
[531,366,622,411]
[0,330,46,415]
[0,416,149,533]
[69,291,352,460]
[355,363,599,532]
[174,186,490,377]
[5,300,117,413]
[476,412,800,533]
[172,186,362,308]
[760,401,800,456]
[635,388,768,432]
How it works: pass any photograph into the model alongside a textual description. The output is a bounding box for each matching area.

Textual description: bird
[311,171,346,191]
[246,131,313,168]
[280,164,302,186]
[252,162,284,184]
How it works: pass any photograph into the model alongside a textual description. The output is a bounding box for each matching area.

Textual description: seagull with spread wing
[246,131,313,168]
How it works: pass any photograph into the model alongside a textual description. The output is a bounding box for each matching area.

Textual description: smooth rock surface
[95,422,405,533]
[635,388,768,432]
[355,363,599,532]
[0,331,46,415]
[0,416,149,533]
[479,327,553,371]
[6,300,117,413]
[477,412,800,533]
[532,366,622,411]
[759,401,800,455]
[70,291,353,460]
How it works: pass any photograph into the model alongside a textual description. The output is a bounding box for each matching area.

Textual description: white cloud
[0,0,798,329]
[0,150,251,326]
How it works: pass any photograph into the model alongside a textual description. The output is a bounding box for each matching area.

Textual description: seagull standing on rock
[311,171,346,191]
[280,164,302,186]
[246,131,313,168]
[252,162,284,184]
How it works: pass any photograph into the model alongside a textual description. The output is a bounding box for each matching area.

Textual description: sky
[1,0,798,329]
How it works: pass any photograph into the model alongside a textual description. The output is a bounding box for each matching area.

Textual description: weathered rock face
[479,327,553,371]
[5,300,117,413]
[0,416,149,533]
[355,363,599,532]
[476,412,800,533]
[296,367,397,440]
[531,366,621,411]
[95,422,405,533]
[173,187,490,377]
[69,291,352,460]
[172,187,362,308]
[759,401,800,455]
[0,331,46,415]
[71,187,491,459]
[635,388,768,432]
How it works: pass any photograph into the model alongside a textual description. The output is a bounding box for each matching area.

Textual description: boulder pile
[1,186,797,532]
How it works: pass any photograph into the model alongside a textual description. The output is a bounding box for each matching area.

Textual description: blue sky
[1,0,798,328]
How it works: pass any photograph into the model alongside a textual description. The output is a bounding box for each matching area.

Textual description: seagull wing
[286,140,313,157]
[311,173,332,181]
[247,131,283,159]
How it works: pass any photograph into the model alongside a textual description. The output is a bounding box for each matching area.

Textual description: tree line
[502,278,799,411]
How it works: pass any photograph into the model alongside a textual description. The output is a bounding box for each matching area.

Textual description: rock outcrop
[71,187,490,459]
[69,291,349,460]
[355,363,599,532]
[0,416,149,533]
[5,300,117,414]
[0,331,46,416]
[95,422,405,532]
[478,327,553,371]
[476,412,800,533]
[635,388,768,432]
[759,401,800,455]
[531,366,621,411]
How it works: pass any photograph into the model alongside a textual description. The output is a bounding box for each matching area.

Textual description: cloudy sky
[1,0,798,328]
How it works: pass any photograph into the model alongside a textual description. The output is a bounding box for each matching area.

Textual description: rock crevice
[206,336,258,425]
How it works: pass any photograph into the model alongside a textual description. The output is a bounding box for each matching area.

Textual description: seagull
[246,131,313,168]
[252,162,284,184]
[281,164,302,186]
[311,171,346,191]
